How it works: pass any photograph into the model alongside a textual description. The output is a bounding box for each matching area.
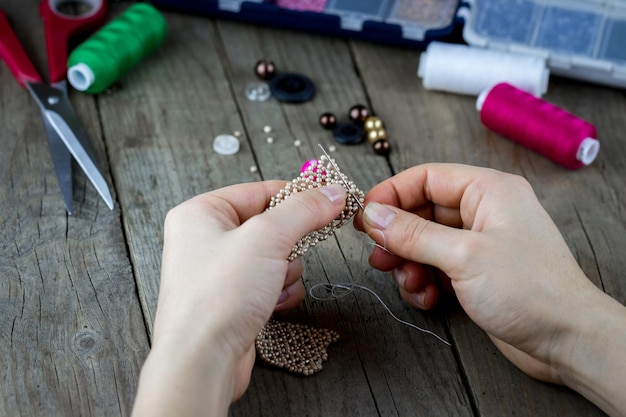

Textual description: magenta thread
[477,83,599,169]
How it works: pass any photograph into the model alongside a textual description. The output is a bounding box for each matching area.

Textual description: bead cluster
[364,116,391,156]
[267,155,365,262]
[319,104,392,156]
[256,318,340,376]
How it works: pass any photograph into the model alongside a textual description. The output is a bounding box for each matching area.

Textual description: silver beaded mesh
[267,155,365,262]
[256,319,340,375]
[256,155,362,375]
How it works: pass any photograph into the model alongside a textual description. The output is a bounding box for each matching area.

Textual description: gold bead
[364,116,382,132]
[367,128,387,143]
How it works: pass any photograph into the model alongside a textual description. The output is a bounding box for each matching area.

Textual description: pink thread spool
[477,83,599,169]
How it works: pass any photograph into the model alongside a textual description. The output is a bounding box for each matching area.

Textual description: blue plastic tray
[150,0,462,48]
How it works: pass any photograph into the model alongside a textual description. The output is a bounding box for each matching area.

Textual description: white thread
[418,42,549,97]
[367,229,394,255]
[309,283,451,346]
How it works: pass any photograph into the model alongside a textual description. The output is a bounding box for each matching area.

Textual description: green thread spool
[67,3,167,94]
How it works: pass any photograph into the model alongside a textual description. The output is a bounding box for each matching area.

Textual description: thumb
[361,202,465,270]
[241,184,348,257]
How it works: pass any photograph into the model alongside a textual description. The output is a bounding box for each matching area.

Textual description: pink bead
[300,159,318,173]
[300,159,327,182]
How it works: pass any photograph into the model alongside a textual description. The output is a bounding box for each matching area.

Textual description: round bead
[255,59,276,80]
[333,123,364,145]
[300,159,318,174]
[266,137,274,144]
[372,139,391,156]
[319,112,337,130]
[263,125,272,133]
[364,116,382,131]
[348,104,369,125]
[368,128,387,143]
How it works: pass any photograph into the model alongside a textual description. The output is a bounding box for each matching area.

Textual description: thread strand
[309,282,451,346]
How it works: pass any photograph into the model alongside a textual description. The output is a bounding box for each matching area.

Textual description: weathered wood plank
[351,39,622,416]
[0,2,149,416]
[96,11,263,335]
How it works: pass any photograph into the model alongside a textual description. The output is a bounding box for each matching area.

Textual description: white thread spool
[418,42,550,97]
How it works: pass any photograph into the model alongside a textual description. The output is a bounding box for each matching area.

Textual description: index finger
[355,163,504,230]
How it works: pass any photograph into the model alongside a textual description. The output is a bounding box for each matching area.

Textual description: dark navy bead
[269,73,315,103]
[333,123,364,145]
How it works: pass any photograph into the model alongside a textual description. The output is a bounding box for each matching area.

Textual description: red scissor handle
[39,0,107,84]
[0,10,42,87]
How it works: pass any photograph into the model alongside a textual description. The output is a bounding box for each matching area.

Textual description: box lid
[460,0,626,88]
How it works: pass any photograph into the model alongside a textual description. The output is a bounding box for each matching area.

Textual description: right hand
[353,163,603,384]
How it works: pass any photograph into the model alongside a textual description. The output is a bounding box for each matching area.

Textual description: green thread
[67,3,167,94]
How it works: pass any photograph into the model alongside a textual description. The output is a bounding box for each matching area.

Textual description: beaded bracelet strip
[257,153,364,375]
[266,154,365,262]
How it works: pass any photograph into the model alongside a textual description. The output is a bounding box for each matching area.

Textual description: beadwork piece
[256,318,340,376]
[267,154,365,262]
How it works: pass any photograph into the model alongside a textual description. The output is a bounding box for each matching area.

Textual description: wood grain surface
[1,1,624,416]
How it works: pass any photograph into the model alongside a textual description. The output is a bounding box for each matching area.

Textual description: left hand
[133,180,347,417]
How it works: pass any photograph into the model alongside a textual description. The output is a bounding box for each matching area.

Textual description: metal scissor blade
[46,111,114,210]
[26,82,114,210]
[42,117,74,214]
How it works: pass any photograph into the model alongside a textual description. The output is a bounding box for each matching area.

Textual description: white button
[213,134,240,155]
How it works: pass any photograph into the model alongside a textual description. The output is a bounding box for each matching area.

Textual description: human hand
[353,163,603,384]
[133,181,347,417]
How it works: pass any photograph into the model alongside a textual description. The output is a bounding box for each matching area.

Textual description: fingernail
[411,291,426,309]
[318,184,346,203]
[277,289,289,305]
[364,202,397,230]
[392,267,407,288]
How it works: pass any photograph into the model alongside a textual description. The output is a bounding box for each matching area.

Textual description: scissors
[0,0,113,214]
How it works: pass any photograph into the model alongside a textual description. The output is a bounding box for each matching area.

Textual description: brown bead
[348,104,369,125]
[319,112,337,130]
[373,139,391,156]
[255,59,276,80]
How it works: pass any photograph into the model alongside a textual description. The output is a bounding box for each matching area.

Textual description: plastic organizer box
[150,0,626,88]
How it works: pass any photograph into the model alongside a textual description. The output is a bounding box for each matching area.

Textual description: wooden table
[2,2,625,416]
